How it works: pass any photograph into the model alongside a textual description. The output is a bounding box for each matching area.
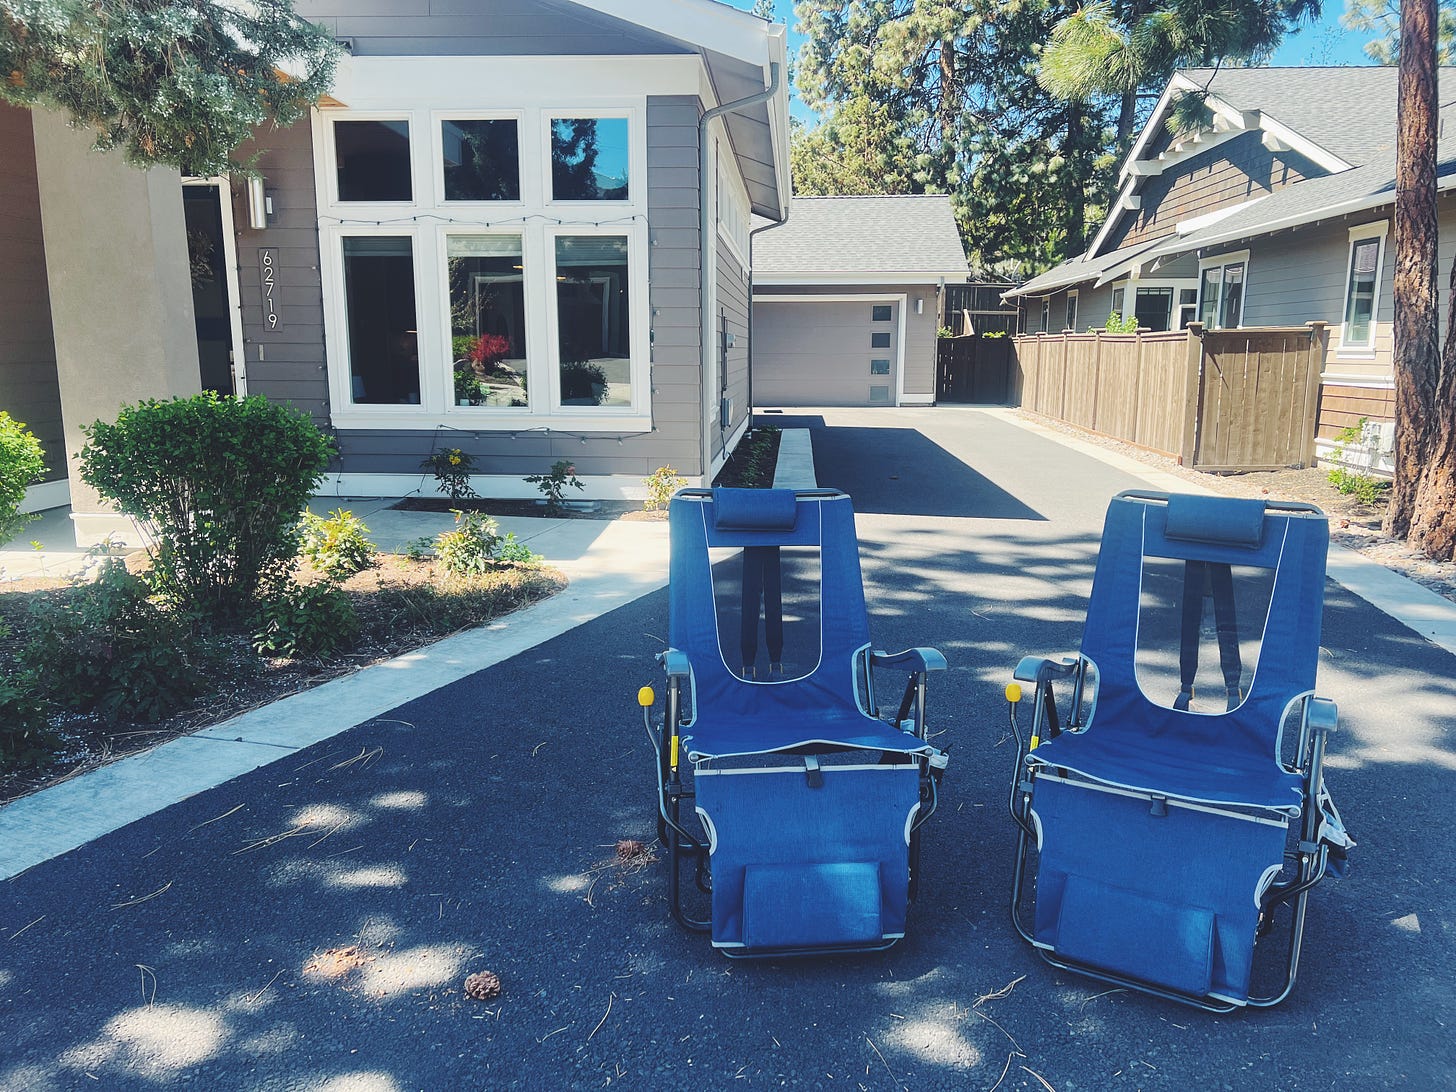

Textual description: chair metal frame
[1005,490,1342,1011]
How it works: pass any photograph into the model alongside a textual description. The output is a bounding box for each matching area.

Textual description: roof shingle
[754,195,969,279]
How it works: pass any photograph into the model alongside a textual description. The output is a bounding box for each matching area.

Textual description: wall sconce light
[246,176,271,230]
[915,297,924,315]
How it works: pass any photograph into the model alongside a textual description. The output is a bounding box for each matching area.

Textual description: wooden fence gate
[1009,323,1327,471]
[937,334,1014,403]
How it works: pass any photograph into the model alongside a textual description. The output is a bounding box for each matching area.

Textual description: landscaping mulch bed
[0,555,566,804]
[391,496,664,522]
[1023,410,1456,605]
[713,425,782,488]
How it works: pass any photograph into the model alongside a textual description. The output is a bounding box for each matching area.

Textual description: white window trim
[1337,221,1389,357]
[1197,249,1251,330]
[315,101,653,433]
[1065,289,1079,333]
[324,112,420,209]
[430,110,529,209]
[714,126,751,269]
[540,104,645,210]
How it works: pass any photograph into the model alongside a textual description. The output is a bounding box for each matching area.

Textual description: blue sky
[732,0,1380,122]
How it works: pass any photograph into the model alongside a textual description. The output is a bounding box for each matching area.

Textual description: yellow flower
[449,454,461,465]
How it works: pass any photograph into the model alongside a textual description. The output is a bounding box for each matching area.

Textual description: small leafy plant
[22,560,208,722]
[496,532,541,566]
[643,466,686,511]
[0,410,45,545]
[436,511,504,578]
[251,580,359,659]
[525,460,584,512]
[1326,418,1390,505]
[300,508,376,580]
[1105,311,1139,333]
[0,671,59,772]
[422,446,478,501]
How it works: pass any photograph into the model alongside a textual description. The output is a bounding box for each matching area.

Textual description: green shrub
[496,532,540,566]
[436,510,504,577]
[21,560,207,723]
[251,580,359,659]
[524,460,584,512]
[422,446,478,501]
[1105,311,1139,333]
[79,393,334,618]
[643,465,686,511]
[300,508,376,580]
[560,362,608,405]
[0,672,60,772]
[1329,466,1389,505]
[0,411,46,545]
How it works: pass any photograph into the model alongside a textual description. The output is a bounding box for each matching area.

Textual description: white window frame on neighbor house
[1064,290,1079,332]
[1338,221,1388,358]
[315,97,653,433]
[1196,250,1250,330]
[1107,277,1196,331]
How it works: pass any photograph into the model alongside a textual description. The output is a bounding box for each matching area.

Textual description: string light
[318,212,647,229]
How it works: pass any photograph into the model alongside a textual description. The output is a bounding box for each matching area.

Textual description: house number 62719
[258,249,282,332]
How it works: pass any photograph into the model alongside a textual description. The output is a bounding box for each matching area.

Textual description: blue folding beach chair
[639,488,949,955]
[1006,491,1352,1010]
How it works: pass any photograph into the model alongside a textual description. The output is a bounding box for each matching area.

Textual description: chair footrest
[743,862,883,949]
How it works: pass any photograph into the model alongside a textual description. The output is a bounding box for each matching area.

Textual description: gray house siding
[231,121,331,429]
[714,241,750,461]
[0,103,66,486]
[273,93,706,481]
[296,0,692,56]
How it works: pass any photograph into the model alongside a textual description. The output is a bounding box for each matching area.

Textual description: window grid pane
[335,120,412,202]
[447,235,529,408]
[442,119,521,202]
[871,304,892,322]
[551,118,629,201]
[1343,239,1380,344]
[870,359,891,375]
[1219,263,1245,329]
[342,236,419,404]
[555,235,631,406]
[871,331,892,348]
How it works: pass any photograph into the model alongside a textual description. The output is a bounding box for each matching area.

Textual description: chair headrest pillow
[1163,494,1265,547]
[713,488,799,531]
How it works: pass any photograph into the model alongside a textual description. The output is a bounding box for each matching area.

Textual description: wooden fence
[937,333,1014,403]
[1011,323,1327,471]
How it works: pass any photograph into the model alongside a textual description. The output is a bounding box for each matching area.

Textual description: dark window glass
[871,331,892,348]
[869,385,890,402]
[871,304,892,322]
[1065,294,1078,332]
[551,118,629,201]
[335,120,412,202]
[870,359,891,375]
[447,235,529,408]
[442,119,521,202]
[1219,263,1245,329]
[342,236,419,404]
[1134,287,1173,332]
[1198,268,1220,327]
[555,235,631,406]
[1110,287,1125,323]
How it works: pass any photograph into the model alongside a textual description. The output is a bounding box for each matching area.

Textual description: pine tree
[0,0,339,176]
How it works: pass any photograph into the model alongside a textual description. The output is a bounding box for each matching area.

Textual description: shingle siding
[0,104,65,485]
[714,241,750,459]
[1106,131,1319,251]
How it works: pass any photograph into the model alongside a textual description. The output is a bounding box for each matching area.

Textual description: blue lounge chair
[642,488,949,955]
[1006,491,1352,1009]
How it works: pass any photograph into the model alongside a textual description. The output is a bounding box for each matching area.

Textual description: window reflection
[343,237,419,404]
[442,119,520,202]
[335,120,412,202]
[447,235,529,408]
[555,235,630,406]
[550,118,629,201]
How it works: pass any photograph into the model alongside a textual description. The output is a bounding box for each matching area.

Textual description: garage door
[753,299,899,407]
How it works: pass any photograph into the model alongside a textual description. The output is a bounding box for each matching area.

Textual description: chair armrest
[1307,696,1338,735]
[1014,655,1080,685]
[658,649,692,679]
[872,647,947,673]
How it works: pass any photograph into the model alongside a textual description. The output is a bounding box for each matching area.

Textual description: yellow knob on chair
[637,686,656,708]
[1005,682,1022,704]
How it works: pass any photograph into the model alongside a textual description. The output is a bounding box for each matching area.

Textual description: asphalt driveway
[2,408,1453,1090]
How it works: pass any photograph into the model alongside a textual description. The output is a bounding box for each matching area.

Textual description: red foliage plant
[470,333,512,368]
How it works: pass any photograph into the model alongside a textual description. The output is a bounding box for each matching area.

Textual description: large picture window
[318,102,648,430]
[550,117,629,201]
[554,235,631,407]
[1341,227,1385,350]
[342,236,419,405]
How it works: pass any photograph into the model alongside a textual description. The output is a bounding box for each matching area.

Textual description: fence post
[1179,322,1205,466]
[1058,331,1069,420]
[1090,329,1103,430]
[1300,321,1328,466]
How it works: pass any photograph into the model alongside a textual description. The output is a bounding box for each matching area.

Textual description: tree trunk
[1066,103,1088,256]
[939,40,958,145]
[1405,241,1456,559]
[1117,90,1138,147]
[1386,0,1440,542]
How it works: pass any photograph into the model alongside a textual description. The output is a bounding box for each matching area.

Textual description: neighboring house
[0,0,789,544]
[750,196,969,407]
[1005,65,1456,469]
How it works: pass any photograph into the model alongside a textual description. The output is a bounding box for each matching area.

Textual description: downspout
[699,61,782,484]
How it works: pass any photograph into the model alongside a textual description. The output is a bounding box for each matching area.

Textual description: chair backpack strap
[739,545,784,675]
[1175,559,1244,711]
